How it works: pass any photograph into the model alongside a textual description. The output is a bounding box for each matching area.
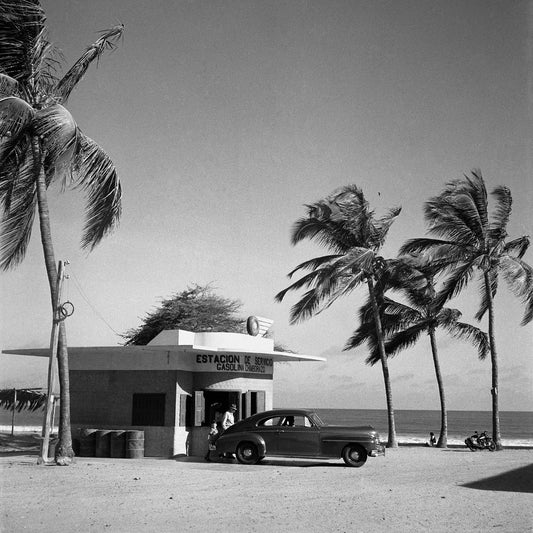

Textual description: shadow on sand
[173,455,343,468]
[462,464,533,493]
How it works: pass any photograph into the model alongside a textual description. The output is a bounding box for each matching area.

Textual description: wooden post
[10,388,17,436]
[39,260,66,464]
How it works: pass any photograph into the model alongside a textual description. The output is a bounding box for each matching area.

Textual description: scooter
[465,431,496,451]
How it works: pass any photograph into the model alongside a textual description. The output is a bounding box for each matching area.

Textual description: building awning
[2,329,325,375]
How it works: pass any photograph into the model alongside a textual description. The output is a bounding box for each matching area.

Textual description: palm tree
[400,170,533,450]
[275,185,425,447]
[0,1,123,464]
[347,258,489,447]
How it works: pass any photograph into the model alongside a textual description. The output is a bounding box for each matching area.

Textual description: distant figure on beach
[205,422,219,462]
[426,432,437,447]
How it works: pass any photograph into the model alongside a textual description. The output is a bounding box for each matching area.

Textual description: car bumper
[369,443,386,457]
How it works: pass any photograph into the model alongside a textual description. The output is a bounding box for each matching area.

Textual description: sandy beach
[1,433,532,532]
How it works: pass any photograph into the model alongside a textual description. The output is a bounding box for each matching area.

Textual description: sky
[1,0,532,412]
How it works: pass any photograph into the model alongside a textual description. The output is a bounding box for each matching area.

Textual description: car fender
[216,432,267,456]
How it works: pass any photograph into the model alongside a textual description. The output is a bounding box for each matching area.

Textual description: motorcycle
[465,431,496,451]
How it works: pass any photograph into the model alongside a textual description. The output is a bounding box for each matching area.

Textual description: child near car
[205,422,219,462]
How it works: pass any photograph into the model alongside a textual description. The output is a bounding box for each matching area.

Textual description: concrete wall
[70,370,180,457]
[70,369,274,457]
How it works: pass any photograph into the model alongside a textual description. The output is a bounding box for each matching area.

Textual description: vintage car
[215,408,385,467]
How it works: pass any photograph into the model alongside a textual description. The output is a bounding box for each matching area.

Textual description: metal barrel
[109,430,126,458]
[79,428,97,457]
[126,430,144,459]
[95,430,112,457]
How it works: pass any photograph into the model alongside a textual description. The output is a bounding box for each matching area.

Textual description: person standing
[221,404,237,432]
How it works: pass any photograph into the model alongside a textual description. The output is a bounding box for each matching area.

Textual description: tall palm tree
[347,259,489,447]
[275,185,425,447]
[0,1,123,464]
[400,170,533,450]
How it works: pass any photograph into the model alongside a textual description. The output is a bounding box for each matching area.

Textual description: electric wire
[69,270,122,336]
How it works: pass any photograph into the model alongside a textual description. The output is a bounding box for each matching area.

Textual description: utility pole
[39,260,68,464]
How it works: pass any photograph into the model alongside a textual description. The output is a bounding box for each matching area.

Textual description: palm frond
[384,322,428,357]
[0,96,35,138]
[0,0,47,85]
[503,236,529,260]
[54,24,124,104]
[488,185,512,241]
[275,265,334,303]
[0,73,20,96]
[291,216,353,252]
[499,255,533,325]
[444,321,489,360]
[33,103,78,186]
[344,321,377,351]
[0,147,37,270]
[465,169,489,229]
[0,388,46,412]
[0,134,31,211]
[285,254,341,279]
[424,194,483,246]
[400,238,462,257]
[72,132,121,250]
[434,260,477,307]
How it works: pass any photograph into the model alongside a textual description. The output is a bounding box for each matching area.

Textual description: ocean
[2,408,532,446]
[314,408,533,446]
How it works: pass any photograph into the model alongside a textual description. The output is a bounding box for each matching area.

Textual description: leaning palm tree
[275,185,425,447]
[401,170,533,450]
[0,1,123,464]
[347,258,489,447]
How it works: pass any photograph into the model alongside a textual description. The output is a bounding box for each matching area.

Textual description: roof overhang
[2,329,325,374]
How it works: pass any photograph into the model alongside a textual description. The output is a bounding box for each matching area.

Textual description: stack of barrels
[78,429,144,458]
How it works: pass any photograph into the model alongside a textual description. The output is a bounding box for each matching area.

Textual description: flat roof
[2,329,325,372]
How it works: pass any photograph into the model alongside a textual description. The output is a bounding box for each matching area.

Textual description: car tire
[236,442,260,465]
[342,444,367,467]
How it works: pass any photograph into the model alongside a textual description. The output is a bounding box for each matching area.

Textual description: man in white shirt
[221,404,237,431]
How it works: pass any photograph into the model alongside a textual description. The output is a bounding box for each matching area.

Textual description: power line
[69,270,122,337]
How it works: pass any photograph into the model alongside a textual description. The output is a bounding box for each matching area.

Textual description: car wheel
[342,445,367,467]
[236,442,260,465]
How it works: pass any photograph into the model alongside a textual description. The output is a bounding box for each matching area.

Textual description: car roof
[247,408,315,420]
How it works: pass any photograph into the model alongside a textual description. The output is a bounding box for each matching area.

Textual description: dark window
[132,393,165,426]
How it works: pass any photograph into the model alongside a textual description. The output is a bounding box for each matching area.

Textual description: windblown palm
[347,259,489,447]
[0,1,123,463]
[400,170,533,449]
[275,185,424,447]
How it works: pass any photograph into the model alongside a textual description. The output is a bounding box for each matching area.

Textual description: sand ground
[1,434,532,533]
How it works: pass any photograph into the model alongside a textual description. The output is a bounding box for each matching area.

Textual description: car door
[253,415,283,454]
[276,415,320,456]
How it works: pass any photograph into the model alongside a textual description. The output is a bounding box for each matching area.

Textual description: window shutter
[179,394,188,427]
[194,391,205,427]
[256,391,266,412]
[245,391,252,418]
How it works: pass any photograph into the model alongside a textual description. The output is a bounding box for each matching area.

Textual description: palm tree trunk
[484,272,501,450]
[33,136,74,464]
[367,276,397,448]
[428,327,447,447]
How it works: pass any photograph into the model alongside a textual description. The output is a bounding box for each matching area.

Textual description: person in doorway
[426,432,437,447]
[221,404,237,432]
[211,402,224,434]
[219,404,237,459]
